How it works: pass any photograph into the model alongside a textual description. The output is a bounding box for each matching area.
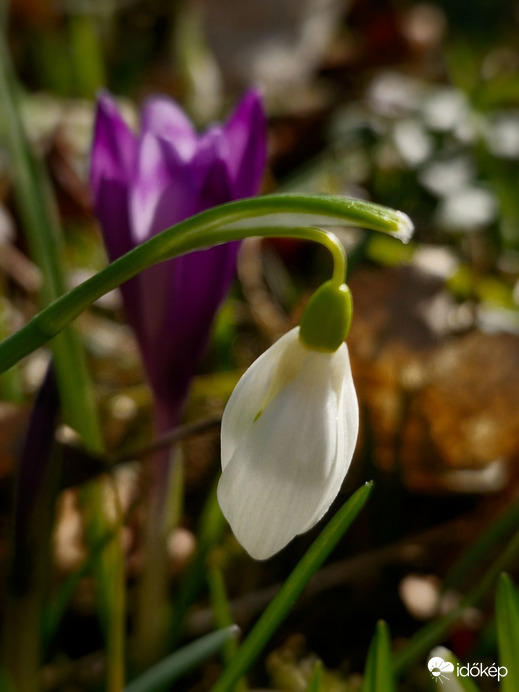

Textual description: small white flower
[217,326,359,560]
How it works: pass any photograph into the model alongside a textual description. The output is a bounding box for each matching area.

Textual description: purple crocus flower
[90,91,267,433]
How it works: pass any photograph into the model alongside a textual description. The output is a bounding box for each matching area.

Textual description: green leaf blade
[0,195,413,374]
[211,482,374,692]
[305,661,323,692]
[124,627,239,692]
[362,620,395,692]
[496,573,519,692]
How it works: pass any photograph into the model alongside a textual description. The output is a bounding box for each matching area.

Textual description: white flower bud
[217,327,359,560]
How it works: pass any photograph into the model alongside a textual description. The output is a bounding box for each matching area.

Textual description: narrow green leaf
[0,295,22,402]
[443,499,519,594]
[362,620,395,692]
[207,565,247,691]
[0,195,413,374]
[124,627,239,692]
[211,482,373,692]
[496,573,519,692]
[0,34,103,442]
[306,661,323,692]
[393,529,519,674]
[68,14,105,98]
[0,32,124,690]
[208,566,238,663]
[0,666,15,692]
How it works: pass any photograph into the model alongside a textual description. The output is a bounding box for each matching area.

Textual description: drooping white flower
[217,326,359,560]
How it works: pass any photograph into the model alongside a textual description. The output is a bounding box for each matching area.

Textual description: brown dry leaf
[348,265,519,492]
[405,332,519,490]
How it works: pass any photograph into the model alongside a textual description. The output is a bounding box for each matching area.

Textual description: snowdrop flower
[218,281,359,560]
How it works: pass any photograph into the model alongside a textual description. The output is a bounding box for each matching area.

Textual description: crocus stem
[132,401,182,670]
[131,451,173,670]
[133,492,171,670]
[0,195,412,374]
[169,479,227,649]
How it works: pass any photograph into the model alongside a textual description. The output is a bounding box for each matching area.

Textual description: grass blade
[124,627,239,692]
[393,529,519,674]
[211,482,374,692]
[305,661,322,692]
[362,620,395,692]
[0,31,124,690]
[496,573,519,692]
[443,500,519,594]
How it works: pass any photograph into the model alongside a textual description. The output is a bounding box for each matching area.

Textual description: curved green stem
[320,230,347,285]
[0,194,413,373]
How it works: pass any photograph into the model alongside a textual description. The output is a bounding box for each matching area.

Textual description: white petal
[221,327,301,468]
[298,344,358,532]
[218,337,359,560]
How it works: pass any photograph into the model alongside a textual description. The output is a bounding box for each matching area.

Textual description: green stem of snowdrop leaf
[0,195,412,373]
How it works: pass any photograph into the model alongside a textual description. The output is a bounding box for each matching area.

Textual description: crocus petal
[92,178,134,263]
[140,95,198,160]
[131,194,201,363]
[191,127,234,207]
[90,92,137,195]
[130,133,197,243]
[218,328,359,560]
[90,92,137,259]
[224,89,267,197]
[146,241,239,408]
[90,89,268,434]
[141,141,236,404]
[124,133,199,344]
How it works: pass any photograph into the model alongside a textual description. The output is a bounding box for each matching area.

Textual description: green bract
[299,281,353,352]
